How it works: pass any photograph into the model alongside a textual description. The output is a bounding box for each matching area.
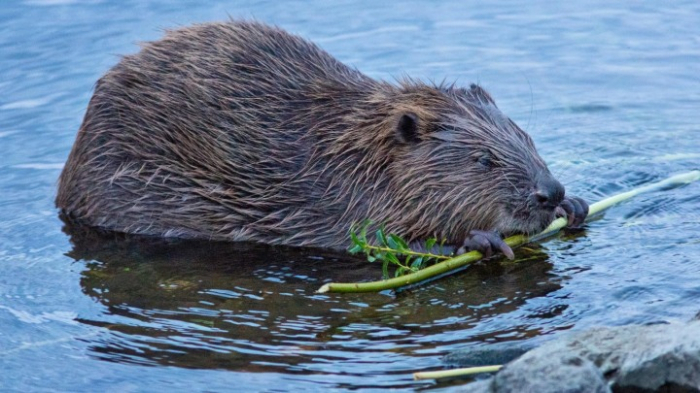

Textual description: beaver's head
[384,83,564,242]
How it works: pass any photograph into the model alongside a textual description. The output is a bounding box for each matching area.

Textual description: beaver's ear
[396,112,420,144]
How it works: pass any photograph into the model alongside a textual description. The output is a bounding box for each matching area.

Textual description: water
[1,1,699,391]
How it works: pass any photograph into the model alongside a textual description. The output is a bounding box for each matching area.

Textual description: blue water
[1,1,699,391]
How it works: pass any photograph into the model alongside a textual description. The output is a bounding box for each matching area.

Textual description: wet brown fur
[57,21,558,250]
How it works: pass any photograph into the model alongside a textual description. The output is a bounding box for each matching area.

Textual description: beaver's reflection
[62,218,568,371]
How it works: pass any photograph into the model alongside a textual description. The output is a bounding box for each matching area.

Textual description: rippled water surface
[2,1,699,391]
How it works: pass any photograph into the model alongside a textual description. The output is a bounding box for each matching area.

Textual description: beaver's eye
[477,152,495,168]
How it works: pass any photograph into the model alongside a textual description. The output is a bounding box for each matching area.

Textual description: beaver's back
[57,21,380,245]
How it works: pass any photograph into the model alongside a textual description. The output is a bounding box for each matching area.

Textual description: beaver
[56,20,588,258]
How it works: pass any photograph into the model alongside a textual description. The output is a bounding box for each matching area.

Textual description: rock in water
[455,320,700,392]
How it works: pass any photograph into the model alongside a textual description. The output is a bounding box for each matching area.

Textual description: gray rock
[455,320,700,392]
[492,353,609,393]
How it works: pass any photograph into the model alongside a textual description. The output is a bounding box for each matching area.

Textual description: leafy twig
[348,222,449,279]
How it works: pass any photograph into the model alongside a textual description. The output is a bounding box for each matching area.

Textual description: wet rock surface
[455,320,700,392]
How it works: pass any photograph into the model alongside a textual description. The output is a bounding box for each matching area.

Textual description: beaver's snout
[532,175,565,210]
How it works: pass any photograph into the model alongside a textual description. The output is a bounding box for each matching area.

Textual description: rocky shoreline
[450,318,700,392]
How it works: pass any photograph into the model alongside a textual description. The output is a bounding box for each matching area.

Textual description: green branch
[317,170,700,294]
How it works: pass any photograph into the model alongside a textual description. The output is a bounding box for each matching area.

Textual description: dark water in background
[1,0,699,391]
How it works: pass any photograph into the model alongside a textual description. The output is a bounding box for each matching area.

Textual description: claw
[559,195,589,228]
[555,205,567,218]
[559,198,576,226]
[460,230,514,260]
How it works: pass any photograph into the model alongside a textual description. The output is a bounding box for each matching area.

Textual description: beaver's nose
[533,177,565,209]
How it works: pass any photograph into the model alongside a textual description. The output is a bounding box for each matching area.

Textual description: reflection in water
[61,217,565,377]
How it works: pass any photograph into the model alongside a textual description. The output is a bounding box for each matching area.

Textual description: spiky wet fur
[57,21,558,250]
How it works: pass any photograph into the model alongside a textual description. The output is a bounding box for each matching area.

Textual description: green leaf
[387,235,399,250]
[348,244,363,254]
[411,257,424,269]
[359,222,368,242]
[395,267,407,277]
[397,234,410,250]
[350,230,361,245]
[425,238,437,251]
[389,234,409,251]
[382,260,390,280]
[386,252,400,265]
[376,227,389,247]
[367,255,376,263]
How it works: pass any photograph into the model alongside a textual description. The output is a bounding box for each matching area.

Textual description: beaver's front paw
[457,230,515,260]
[556,195,589,228]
